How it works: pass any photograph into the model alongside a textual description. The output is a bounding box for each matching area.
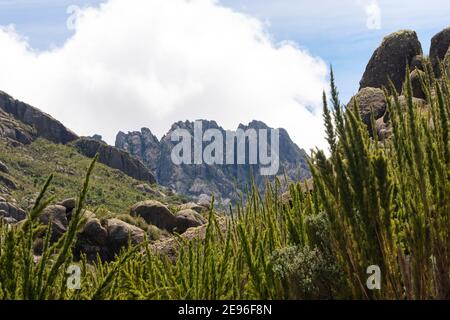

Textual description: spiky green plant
[1,60,449,300]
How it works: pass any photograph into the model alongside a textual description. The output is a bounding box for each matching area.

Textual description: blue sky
[1,0,449,101]
[0,0,449,150]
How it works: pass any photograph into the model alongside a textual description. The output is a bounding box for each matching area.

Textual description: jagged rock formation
[360,30,423,92]
[116,120,310,205]
[73,138,156,184]
[0,91,78,144]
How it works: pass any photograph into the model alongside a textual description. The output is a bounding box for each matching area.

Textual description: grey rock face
[74,138,156,184]
[360,30,423,92]
[430,27,450,77]
[0,197,26,221]
[174,209,206,234]
[177,202,207,214]
[58,198,77,212]
[347,87,387,128]
[411,55,426,71]
[116,128,161,173]
[445,47,450,75]
[106,218,145,254]
[0,108,35,145]
[116,120,310,205]
[409,69,426,99]
[80,218,108,246]
[0,90,78,144]
[131,200,177,231]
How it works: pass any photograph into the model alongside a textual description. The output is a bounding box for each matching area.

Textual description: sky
[0,0,449,152]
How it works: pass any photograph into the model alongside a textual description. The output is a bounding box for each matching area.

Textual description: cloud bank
[0,0,328,151]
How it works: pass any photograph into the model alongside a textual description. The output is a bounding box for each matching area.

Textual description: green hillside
[0,138,186,214]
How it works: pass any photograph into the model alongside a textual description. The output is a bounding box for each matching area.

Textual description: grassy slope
[0,138,187,214]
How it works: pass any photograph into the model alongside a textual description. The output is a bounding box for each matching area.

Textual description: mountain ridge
[116,119,311,205]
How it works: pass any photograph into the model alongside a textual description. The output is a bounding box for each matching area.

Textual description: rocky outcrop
[347,87,387,131]
[0,91,78,144]
[135,184,166,197]
[74,138,156,184]
[131,200,177,231]
[409,69,426,100]
[0,197,26,222]
[116,120,310,205]
[360,30,423,92]
[430,27,450,76]
[411,55,426,71]
[106,218,145,255]
[75,217,144,261]
[0,108,35,145]
[116,128,161,173]
[39,205,69,242]
[349,28,450,140]
[131,200,207,233]
[177,202,207,214]
[445,47,450,75]
[175,209,207,233]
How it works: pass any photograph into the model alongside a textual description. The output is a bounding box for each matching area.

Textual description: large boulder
[135,184,166,197]
[131,200,177,231]
[39,205,68,241]
[58,198,77,212]
[411,55,426,71]
[409,69,427,99]
[74,138,156,184]
[0,198,26,221]
[445,47,450,75]
[80,218,108,246]
[360,30,423,92]
[174,209,207,233]
[0,91,78,144]
[57,198,77,220]
[430,27,450,77]
[74,218,109,261]
[347,87,387,127]
[177,202,207,214]
[106,218,145,255]
[375,117,393,141]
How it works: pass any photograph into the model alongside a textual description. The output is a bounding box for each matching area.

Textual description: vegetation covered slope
[1,58,449,299]
[0,138,185,214]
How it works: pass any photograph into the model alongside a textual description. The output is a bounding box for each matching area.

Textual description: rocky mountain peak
[116,120,310,205]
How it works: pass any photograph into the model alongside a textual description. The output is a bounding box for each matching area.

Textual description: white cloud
[0,0,329,151]
[364,0,382,30]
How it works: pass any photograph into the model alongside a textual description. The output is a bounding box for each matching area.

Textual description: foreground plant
[1,61,449,300]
